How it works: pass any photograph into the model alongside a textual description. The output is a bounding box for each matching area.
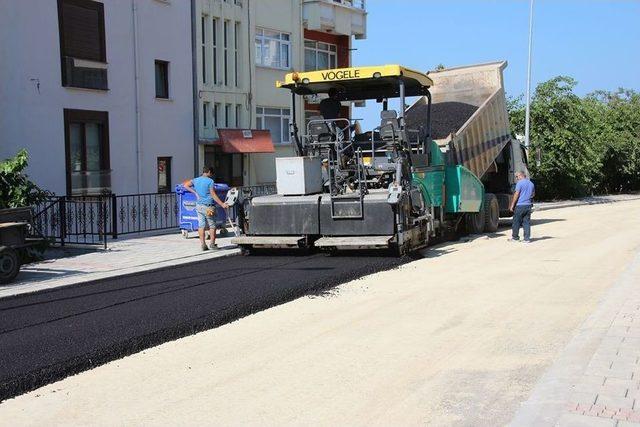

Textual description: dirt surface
[406,101,479,139]
[2,199,640,426]
[0,253,406,401]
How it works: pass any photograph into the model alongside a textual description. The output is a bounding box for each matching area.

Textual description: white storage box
[276,157,323,195]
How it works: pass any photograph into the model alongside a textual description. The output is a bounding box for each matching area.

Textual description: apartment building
[302,0,367,123]
[195,0,367,186]
[0,0,194,196]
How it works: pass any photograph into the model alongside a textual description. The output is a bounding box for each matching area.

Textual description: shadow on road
[531,218,566,225]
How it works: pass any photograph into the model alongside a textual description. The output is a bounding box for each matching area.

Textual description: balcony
[303,0,367,39]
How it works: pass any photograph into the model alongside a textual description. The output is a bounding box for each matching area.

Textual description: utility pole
[524,0,534,150]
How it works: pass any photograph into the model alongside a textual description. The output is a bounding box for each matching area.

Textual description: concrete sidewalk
[0,231,240,299]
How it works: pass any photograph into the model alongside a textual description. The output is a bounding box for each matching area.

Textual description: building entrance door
[204,146,243,186]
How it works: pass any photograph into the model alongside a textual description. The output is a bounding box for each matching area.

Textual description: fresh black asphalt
[0,253,407,401]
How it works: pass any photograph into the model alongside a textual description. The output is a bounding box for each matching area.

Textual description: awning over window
[202,129,275,153]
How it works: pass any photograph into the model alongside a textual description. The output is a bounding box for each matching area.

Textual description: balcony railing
[303,0,367,39]
[70,170,112,196]
[332,0,365,9]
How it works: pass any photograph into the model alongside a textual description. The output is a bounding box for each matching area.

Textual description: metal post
[290,92,304,156]
[59,197,66,246]
[102,198,108,250]
[425,89,433,154]
[524,0,534,149]
[398,79,405,126]
[111,193,118,239]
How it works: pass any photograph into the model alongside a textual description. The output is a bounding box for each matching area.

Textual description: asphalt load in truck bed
[406,101,479,140]
[0,253,408,401]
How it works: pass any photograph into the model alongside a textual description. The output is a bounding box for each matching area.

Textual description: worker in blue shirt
[509,171,535,243]
[185,166,228,251]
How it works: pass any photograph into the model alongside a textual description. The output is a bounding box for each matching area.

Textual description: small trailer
[233,61,528,255]
[0,207,40,283]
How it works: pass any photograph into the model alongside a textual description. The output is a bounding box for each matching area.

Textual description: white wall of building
[249,0,302,185]
[0,0,194,196]
[135,0,195,191]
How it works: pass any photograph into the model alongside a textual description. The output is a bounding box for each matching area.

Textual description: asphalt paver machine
[233,62,527,255]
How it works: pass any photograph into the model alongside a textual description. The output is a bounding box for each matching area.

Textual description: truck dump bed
[405,61,512,179]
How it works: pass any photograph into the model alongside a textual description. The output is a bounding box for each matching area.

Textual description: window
[154,60,169,99]
[256,107,290,143]
[157,157,172,193]
[234,22,240,87]
[201,16,207,84]
[64,109,110,195]
[255,28,290,69]
[225,104,232,127]
[58,0,107,89]
[203,102,210,128]
[236,104,242,128]
[223,20,229,86]
[304,40,337,71]
[214,103,221,127]
[58,0,106,62]
[212,18,218,84]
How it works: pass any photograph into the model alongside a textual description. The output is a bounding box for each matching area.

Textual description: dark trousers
[512,205,532,240]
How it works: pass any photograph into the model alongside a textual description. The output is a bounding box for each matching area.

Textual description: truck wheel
[465,209,485,235]
[0,247,20,284]
[483,193,500,233]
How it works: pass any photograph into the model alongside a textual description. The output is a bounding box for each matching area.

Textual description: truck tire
[0,247,20,284]
[465,209,485,235]
[483,193,500,233]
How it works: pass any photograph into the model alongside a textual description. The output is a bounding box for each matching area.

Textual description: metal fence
[33,197,109,248]
[31,184,277,248]
[111,192,178,237]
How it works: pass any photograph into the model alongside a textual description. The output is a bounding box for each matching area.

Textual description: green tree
[587,89,640,193]
[508,77,611,199]
[0,149,52,209]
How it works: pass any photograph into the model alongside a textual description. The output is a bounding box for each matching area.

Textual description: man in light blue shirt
[185,166,228,251]
[509,171,535,243]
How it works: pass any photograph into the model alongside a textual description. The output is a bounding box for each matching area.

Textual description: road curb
[534,195,640,212]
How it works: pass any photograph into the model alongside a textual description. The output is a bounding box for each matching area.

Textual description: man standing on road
[509,171,535,243]
[185,166,228,251]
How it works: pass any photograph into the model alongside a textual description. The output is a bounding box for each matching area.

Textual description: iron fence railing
[110,192,178,237]
[32,196,109,248]
[30,185,278,248]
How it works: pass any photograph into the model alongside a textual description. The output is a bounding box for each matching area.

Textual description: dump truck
[232,61,528,255]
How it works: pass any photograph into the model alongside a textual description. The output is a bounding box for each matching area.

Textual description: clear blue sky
[352,0,640,128]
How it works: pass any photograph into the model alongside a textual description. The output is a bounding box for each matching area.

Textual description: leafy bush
[0,149,53,209]
[508,77,640,200]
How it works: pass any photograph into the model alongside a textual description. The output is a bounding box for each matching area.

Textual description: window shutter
[60,0,105,62]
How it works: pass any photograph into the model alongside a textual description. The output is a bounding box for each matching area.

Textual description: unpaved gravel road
[2,199,640,426]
